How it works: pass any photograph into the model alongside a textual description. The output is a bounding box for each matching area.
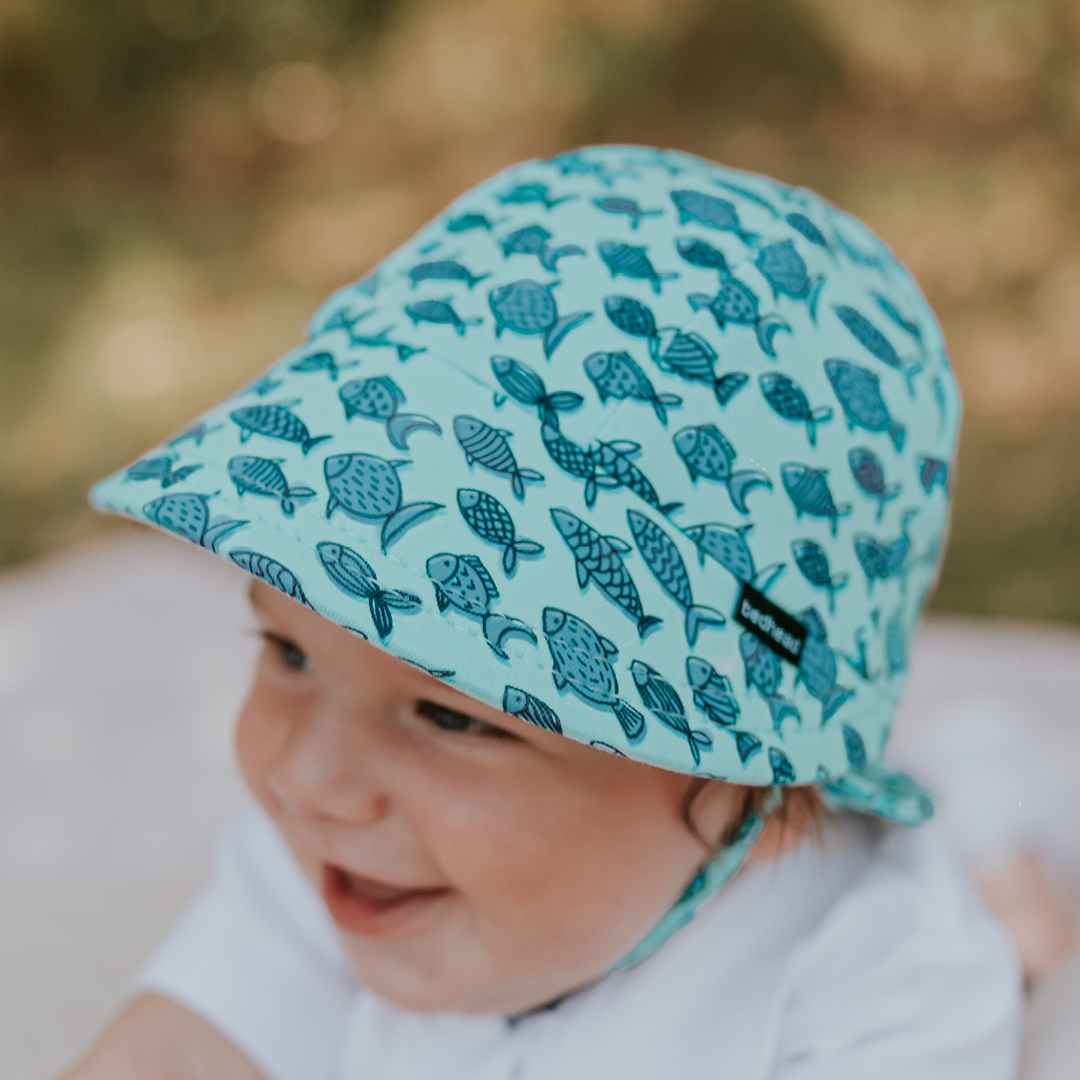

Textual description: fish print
[125,457,201,488]
[500,225,583,273]
[785,212,829,249]
[316,541,422,640]
[339,376,442,450]
[490,356,582,428]
[604,295,661,359]
[427,553,535,658]
[229,550,312,607]
[874,292,922,342]
[597,241,678,294]
[918,456,948,493]
[457,488,543,574]
[824,360,905,452]
[550,507,661,638]
[584,351,682,425]
[714,178,781,217]
[631,661,712,766]
[796,607,854,723]
[288,350,358,381]
[853,533,910,593]
[540,423,618,508]
[759,373,833,447]
[543,151,631,185]
[791,539,848,614]
[834,305,921,394]
[740,632,800,732]
[488,279,591,358]
[446,212,500,232]
[321,309,426,362]
[657,330,748,407]
[502,686,562,734]
[143,493,246,553]
[781,463,851,536]
[842,723,867,769]
[242,374,284,396]
[768,747,796,784]
[542,607,645,740]
[756,241,823,315]
[594,198,662,229]
[627,509,724,646]
[593,441,682,516]
[683,522,785,592]
[230,403,332,455]
[688,278,790,359]
[324,453,443,551]
[404,299,481,335]
[670,190,756,244]
[498,183,574,210]
[453,415,544,500]
[228,455,315,517]
[673,424,772,515]
[686,657,740,727]
[675,237,729,276]
[886,608,908,676]
[166,421,221,447]
[848,448,900,521]
[406,260,491,289]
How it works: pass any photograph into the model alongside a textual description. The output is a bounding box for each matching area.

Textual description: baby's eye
[417,700,509,738]
[262,632,310,672]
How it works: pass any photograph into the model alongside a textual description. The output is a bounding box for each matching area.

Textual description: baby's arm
[58,992,267,1080]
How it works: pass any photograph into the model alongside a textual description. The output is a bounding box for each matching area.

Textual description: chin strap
[610,787,783,974]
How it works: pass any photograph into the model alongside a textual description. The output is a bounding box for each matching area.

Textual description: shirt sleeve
[763,823,1023,1080]
[134,803,356,1080]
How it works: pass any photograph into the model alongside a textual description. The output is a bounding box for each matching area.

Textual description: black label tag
[733,581,807,666]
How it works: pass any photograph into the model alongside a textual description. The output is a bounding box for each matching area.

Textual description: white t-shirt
[136,804,1022,1080]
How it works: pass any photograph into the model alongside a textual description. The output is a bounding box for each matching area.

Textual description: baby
[66,147,1020,1079]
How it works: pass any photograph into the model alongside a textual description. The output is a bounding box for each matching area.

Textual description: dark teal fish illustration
[167,421,221,447]
[675,237,729,276]
[551,508,661,638]
[604,295,660,359]
[843,627,871,681]
[631,661,712,766]
[542,607,645,740]
[242,374,284,396]
[405,298,481,335]
[686,656,739,727]
[502,686,562,734]
[598,241,678,294]
[756,241,823,318]
[842,723,867,768]
[918,456,948,493]
[490,356,582,428]
[447,212,500,232]
[886,608,908,676]
[854,533,910,593]
[406,260,491,289]
[316,541,422,640]
[688,279,790,358]
[785,212,829,248]
[125,457,201,488]
[288,350,358,381]
[835,305,921,394]
[593,441,682,516]
[670,190,756,244]
[713,178,779,218]
[498,183,574,210]
[768,746,796,784]
[500,225,583,272]
[848,447,900,521]
[759,373,833,447]
[143,493,246,553]
[230,403,331,455]
[320,309,426,362]
[584,351,681,425]
[740,632,800,732]
[796,607,854,724]
[324,453,443,551]
[228,455,315,517]
[674,424,771,515]
[458,488,543,574]
[683,522,785,592]
[657,330,748,407]
[594,197,662,229]
[781,463,851,537]
[543,151,631,185]
[454,415,544,500]
[541,423,618,508]
[426,553,535,658]
[791,539,847,614]
[873,292,922,342]
[627,509,724,646]
[824,360,905,452]
[339,376,442,450]
[488,279,591,358]
[229,550,312,607]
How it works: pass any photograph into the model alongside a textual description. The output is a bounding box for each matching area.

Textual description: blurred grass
[0,0,1078,621]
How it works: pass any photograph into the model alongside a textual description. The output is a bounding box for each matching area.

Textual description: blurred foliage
[1,0,1079,621]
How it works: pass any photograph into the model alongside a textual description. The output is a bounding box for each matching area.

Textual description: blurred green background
[1,0,1078,621]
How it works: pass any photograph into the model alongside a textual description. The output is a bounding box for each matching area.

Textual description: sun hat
[91,146,958,963]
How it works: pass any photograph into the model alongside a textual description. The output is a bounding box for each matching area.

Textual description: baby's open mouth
[323,864,451,936]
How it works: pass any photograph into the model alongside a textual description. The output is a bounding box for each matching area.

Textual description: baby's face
[239,582,745,1015]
